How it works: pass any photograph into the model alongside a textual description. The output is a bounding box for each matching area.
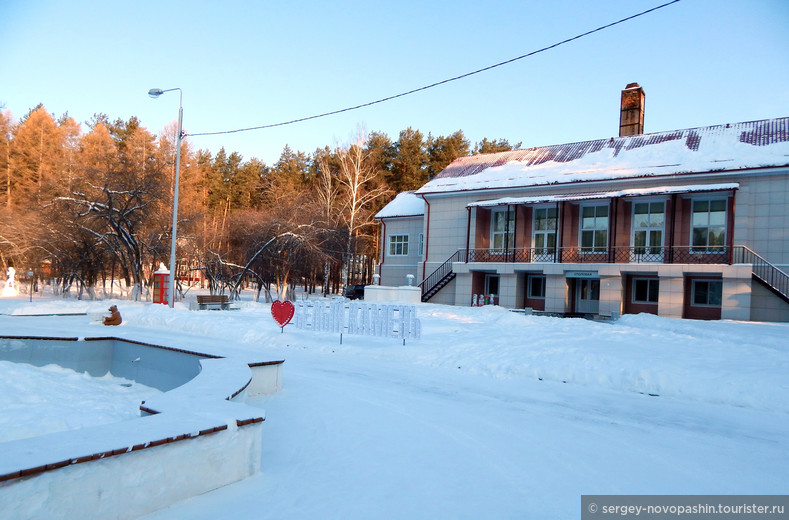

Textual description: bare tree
[334,132,391,287]
[56,182,158,300]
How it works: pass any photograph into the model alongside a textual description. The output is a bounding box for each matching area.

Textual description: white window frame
[630,198,666,257]
[579,203,609,254]
[490,208,515,252]
[418,233,424,257]
[532,205,557,260]
[631,277,659,304]
[690,196,728,253]
[388,234,409,256]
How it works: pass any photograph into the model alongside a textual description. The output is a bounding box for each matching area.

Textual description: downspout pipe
[727,189,738,264]
[379,219,387,274]
[669,193,677,263]
[556,202,564,264]
[507,204,513,261]
[465,206,471,262]
[421,195,431,282]
[557,202,564,263]
[609,198,617,263]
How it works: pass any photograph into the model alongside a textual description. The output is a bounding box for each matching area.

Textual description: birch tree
[334,133,391,287]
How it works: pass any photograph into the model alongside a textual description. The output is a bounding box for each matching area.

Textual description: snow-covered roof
[375,191,425,219]
[416,117,789,195]
[467,183,740,208]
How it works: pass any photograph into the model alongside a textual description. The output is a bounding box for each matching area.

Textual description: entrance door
[485,274,500,305]
[575,278,600,314]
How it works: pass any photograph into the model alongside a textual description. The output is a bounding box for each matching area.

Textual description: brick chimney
[619,82,645,137]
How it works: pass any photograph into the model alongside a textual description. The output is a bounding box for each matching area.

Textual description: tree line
[0,104,520,301]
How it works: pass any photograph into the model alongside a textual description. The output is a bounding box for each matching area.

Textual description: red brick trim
[248,360,285,367]
[0,336,79,341]
[0,420,263,483]
[83,336,223,359]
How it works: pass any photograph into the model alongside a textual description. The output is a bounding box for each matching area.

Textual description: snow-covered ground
[0,292,787,519]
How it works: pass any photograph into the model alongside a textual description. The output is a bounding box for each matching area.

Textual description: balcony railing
[464,246,734,265]
[420,245,788,304]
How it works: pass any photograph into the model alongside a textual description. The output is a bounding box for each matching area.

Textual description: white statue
[2,267,18,297]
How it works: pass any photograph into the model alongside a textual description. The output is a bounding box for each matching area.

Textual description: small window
[691,279,722,307]
[418,233,424,256]
[388,235,409,256]
[528,275,546,299]
[632,278,659,304]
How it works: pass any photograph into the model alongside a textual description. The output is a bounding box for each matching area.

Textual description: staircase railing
[419,249,466,299]
[733,246,789,302]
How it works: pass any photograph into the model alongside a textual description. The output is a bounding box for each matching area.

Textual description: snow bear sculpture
[103,305,122,326]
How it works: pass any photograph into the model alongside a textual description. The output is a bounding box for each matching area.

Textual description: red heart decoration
[271,300,295,328]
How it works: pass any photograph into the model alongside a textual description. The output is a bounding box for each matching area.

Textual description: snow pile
[0,361,159,443]
[374,190,425,218]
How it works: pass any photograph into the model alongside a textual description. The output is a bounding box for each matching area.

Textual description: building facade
[378,86,789,321]
[375,191,425,288]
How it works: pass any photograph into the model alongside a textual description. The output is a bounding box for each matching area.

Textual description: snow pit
[0,334,284,520]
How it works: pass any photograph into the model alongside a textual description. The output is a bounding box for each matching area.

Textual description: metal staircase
[419,250,465,302]
[733,246,789,304]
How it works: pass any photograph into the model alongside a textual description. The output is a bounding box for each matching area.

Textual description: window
[418,233,424,257]
[527,275,546,298]
[580,204,609,253]
[691,198,727,252]
[532,207,557,260]
[485,274,500,296]
[632,201,664,256]
[691,279,722,306]
[388,235,408,256]
[632,278,659,304]
[491,208,515,251]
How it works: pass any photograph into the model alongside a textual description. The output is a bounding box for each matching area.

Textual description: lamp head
[148,88,164,98]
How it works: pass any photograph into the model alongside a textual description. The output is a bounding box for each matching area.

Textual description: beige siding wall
[750,280,789,322]
[418,166,788,320]
[731,169,789,267]
[378,216,424,287]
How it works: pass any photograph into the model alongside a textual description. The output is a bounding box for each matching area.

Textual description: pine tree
[77,122,117,186]
[426,130,470,178]
[389,127,427,192]
[473,137,522,155]
[9,105,64,207]
[0,110,14,206]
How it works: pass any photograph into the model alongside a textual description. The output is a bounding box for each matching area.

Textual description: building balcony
[462,246,737,265]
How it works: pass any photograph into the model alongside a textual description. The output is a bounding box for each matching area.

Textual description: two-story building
[376,84,789,321]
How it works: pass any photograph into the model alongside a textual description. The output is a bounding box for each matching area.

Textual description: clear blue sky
[2,0,787,165]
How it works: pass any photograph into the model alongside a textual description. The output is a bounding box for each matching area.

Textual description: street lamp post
[148,87,183,308]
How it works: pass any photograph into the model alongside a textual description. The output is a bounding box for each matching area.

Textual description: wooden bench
[197,295,231,310]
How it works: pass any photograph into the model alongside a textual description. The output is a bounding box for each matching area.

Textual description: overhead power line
[188,0,681,138]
